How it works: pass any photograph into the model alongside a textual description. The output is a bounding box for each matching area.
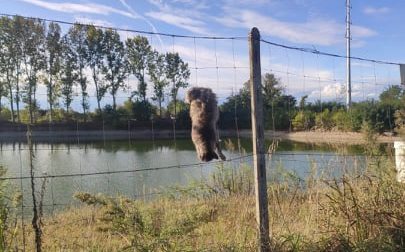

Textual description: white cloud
[308,82,345,101]
[216,9,376,46]
[364,6,390,15]
[73,16,114,27]
[20,0,138,18]
[146,0,211,35]
[118,0,165,49]
[146,11,210,35]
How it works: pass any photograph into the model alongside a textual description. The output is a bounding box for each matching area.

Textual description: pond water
[0,138,369,213]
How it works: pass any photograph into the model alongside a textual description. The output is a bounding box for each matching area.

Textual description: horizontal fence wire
[260,38,402,66]
[0,13,247,40]
[0,153,254,181]
[0,151,393,181]
[1,13,401,65]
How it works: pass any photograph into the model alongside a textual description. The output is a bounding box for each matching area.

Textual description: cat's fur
[185,87,226,162]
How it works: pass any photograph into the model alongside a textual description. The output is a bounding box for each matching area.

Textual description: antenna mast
[346,0,352,110]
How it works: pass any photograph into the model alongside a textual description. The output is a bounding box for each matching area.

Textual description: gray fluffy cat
[185,87,226,162]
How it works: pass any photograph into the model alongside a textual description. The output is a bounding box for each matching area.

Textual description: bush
[292,111,314,131]
[321,172,405,251]
[315,109,334,130]
[132,100,155,121]
[332,109,353,131]
[0,108,11,121]
[394,109,405,136]
[0,166,21,251]
[74,193,216,251]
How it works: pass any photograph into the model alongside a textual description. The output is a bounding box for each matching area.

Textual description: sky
[1,0,404,110]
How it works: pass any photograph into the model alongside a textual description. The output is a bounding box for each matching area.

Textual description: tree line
[0,16,190,124]
[1,16,404,134]
[220,73,405,135]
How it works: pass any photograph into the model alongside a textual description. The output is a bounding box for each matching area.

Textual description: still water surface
[0,138,367,212]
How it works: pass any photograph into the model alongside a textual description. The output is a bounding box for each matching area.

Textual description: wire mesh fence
[0,13,403,251]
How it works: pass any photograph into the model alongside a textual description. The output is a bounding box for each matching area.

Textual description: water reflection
[0,138,373,213]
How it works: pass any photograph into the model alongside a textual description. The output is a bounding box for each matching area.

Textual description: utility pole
[346,0,352,110]
[249,27,271,252]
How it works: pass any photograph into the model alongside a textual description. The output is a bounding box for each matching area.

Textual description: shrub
[292,111,314,131]
[74,193,216,251]
[132,100,155,121]
[0,166,21,251]
[332,109,353,131]
[0,108,11,121]
[315,109,334,130]
[394,109,405,136]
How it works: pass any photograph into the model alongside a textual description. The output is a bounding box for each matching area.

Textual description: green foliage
[59,35,78,113]
[0,17,16,123]
[126,36,152,102]
[45,22,63,122]
[168,162,254,199]
[20,17,46,123]
[85,25,106,111]
[0,166,21,251]
[102,29,128,111]
[265,95,296,130]
[220,85,251,129]
[394,108,405,136]
[0,108,11,121]
[321,172,405,251]
[74,192,216,251]
[1,15,404,135]
[165,52,190,117]
[315,108,334,130]
[148,50,169,117]
[332,109,353,131]
[379,85,404,108]
[132,100,155,121]
[66,24,89,117]
[166,100,187,117]
[292,110,314,131]
[174,107,191,130]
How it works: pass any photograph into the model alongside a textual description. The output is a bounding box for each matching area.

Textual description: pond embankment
[0,128,401,144]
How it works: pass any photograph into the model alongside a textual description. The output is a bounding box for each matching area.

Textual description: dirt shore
[0,129,402,144]
[263,131,401,144]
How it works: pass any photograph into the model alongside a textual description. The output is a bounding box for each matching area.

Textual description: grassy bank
[1,152,403,251]
[0,129,401,144]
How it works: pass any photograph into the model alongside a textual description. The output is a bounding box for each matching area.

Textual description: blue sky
[1,0,404,109]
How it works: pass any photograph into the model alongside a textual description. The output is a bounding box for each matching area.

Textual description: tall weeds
[9,138,405,251]
[0,166,21,251]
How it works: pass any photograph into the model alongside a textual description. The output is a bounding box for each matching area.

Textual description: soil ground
[0,129,402,144]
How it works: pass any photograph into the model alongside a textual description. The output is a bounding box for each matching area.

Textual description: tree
[67,24,89,120]
[0,79,7,114]
[10,16,25,123]
[60,36,78,114]
[102,29,127,111]
[165,52,190,117]
[376,85,404,131]
[85,25,106,113]
[131,100,154,121]
[126,36,152,102]
[148,50,168,117]
[260,73,297,130]
[299,95,308,111]
[220,83,251,129]
[45,22,62,123]
[0,17,14,120]
[379,85,404,108]
[20,18,46,123]
[262,73,283,104]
